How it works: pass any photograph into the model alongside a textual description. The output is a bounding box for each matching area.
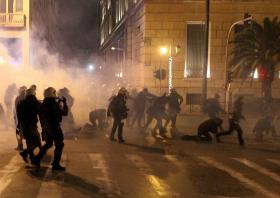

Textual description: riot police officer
[33,87,68,170]
[107,88,128,143]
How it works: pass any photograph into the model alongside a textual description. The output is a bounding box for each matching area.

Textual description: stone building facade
[0,0,30,67]
[99,0,280,112]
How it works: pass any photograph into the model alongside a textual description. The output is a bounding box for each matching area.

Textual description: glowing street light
[88,64,95,71]
[160,47,168,55]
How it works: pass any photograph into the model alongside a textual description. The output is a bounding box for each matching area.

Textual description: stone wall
[125,0,280,112]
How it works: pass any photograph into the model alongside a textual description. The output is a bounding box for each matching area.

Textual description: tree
[230,17,280,102]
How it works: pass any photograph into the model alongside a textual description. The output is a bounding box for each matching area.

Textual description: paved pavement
[0,124,279,198]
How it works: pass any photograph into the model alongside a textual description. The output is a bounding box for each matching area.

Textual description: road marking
[126,154,179,197]
[267,159,280,166]
[233,158,280,183]
[0,155,22,195]
[165,155,183,168]
[89,153,121,197]
[37,153,68,198]
[198,156,279,198]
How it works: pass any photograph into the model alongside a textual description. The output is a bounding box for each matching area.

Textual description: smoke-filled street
[0,121,279,198]
[0,0,280,198]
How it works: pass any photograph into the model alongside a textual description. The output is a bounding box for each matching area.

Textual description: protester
[164,88,183,133]
[181,118,223,142]
[203,93,225,119]
[89,108,108,129]
[144,93,169,137]
[216,96,245,146]
[58,87,75,132]
[131,88,155,128]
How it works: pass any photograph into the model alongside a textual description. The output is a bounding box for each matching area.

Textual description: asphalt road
[0,126,279,198]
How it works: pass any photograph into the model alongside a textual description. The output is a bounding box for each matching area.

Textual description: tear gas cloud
[0,30,117,127]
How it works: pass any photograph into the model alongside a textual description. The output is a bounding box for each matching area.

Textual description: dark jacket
[108,94,128,119]
[40,97,68,129]
[17,95,41,127]
[198,118,223,135]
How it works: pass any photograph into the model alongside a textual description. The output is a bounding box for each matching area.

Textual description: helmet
[44,87,57,98]
[18,86,27,95]
[118,87,127,95]
[170,88,176,93]
[26,88,36,96]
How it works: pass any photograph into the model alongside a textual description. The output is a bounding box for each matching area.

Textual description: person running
[164,88,183,132]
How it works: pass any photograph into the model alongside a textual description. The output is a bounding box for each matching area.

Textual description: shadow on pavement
[26,168,109,197]
[123,142,165,154]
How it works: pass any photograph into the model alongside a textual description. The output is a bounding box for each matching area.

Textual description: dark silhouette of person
[203,93,225,119]
[181,118,223,142]
[164,88,183,132]
[4,83,17,120]
[131,88,156,128]
[144,94,169,137]
[57,87,75,131]
[17,88,42,163]
[216,96,245,146]
[126,88,138,127]
[14,86,27,151]
[0,104,5,128]
[107,88,128,143]
[33,87,68,170]
[89,109,108,128]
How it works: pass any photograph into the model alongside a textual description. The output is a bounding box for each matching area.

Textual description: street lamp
[160,47,168,55]
[224,15,253,111]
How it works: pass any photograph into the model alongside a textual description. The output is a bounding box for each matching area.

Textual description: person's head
[26,88,36,96]
[143,88,148,93]
[44,87,57,98]
[170,88,176,94]
[118,87,127,96]
[214,118,223,126]
[18,86,27,96]
[30,84,37,91]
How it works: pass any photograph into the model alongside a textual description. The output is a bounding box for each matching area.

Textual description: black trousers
[22,125,41,160]
[217,119,244,145]
[36,127,64,166]
[131,110,145,128]
[110,117,124,140]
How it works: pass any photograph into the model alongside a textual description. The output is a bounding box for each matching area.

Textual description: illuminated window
[185,22,210,78]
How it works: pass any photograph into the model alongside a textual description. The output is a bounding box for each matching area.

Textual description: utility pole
[202,0,210,104]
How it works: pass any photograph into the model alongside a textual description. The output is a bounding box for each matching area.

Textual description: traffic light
[153,69,166,80]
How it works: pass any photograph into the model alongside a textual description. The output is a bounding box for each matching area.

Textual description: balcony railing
[0,13,25,27]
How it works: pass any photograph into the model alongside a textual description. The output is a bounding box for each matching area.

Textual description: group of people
[1,84,72,171]
[106,86,247,146]
[107,87,184,143]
